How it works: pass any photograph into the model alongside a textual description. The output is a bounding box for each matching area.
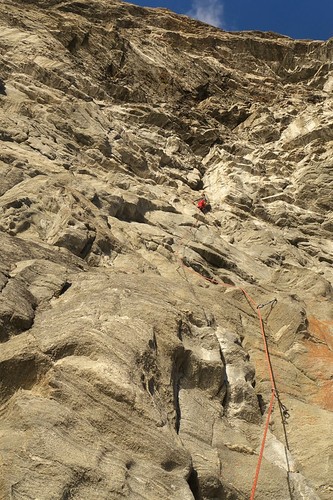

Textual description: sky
[125,0,333,40]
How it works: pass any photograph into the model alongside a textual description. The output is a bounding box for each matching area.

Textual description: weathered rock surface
[0,1,332,498]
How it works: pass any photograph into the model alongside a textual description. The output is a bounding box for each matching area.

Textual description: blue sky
[125,0,333,40]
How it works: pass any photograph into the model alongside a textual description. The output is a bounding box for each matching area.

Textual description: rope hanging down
[250,390,275,500]
[176,212,289,499]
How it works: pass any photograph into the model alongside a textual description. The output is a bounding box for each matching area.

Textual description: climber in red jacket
[197,197,207,211]
[196,193,210,213]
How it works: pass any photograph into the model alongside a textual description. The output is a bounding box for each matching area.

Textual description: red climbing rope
[250,390,276,500]
[176,210,281,499]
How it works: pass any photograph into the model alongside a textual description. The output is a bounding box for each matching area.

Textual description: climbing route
[175,205,291,499]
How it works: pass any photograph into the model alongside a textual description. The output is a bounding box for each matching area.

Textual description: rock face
[0,1,332,498]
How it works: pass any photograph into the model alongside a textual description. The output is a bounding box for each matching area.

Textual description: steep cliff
[0,1,332,499]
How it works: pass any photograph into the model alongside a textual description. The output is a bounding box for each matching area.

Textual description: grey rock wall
[0,1,332,498]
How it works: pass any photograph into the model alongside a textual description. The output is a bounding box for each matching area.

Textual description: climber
[196,193,210,213]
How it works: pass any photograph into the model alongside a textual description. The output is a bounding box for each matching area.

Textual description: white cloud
[187,0,225,28]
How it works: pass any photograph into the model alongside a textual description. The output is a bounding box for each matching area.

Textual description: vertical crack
[187,467,200,500]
